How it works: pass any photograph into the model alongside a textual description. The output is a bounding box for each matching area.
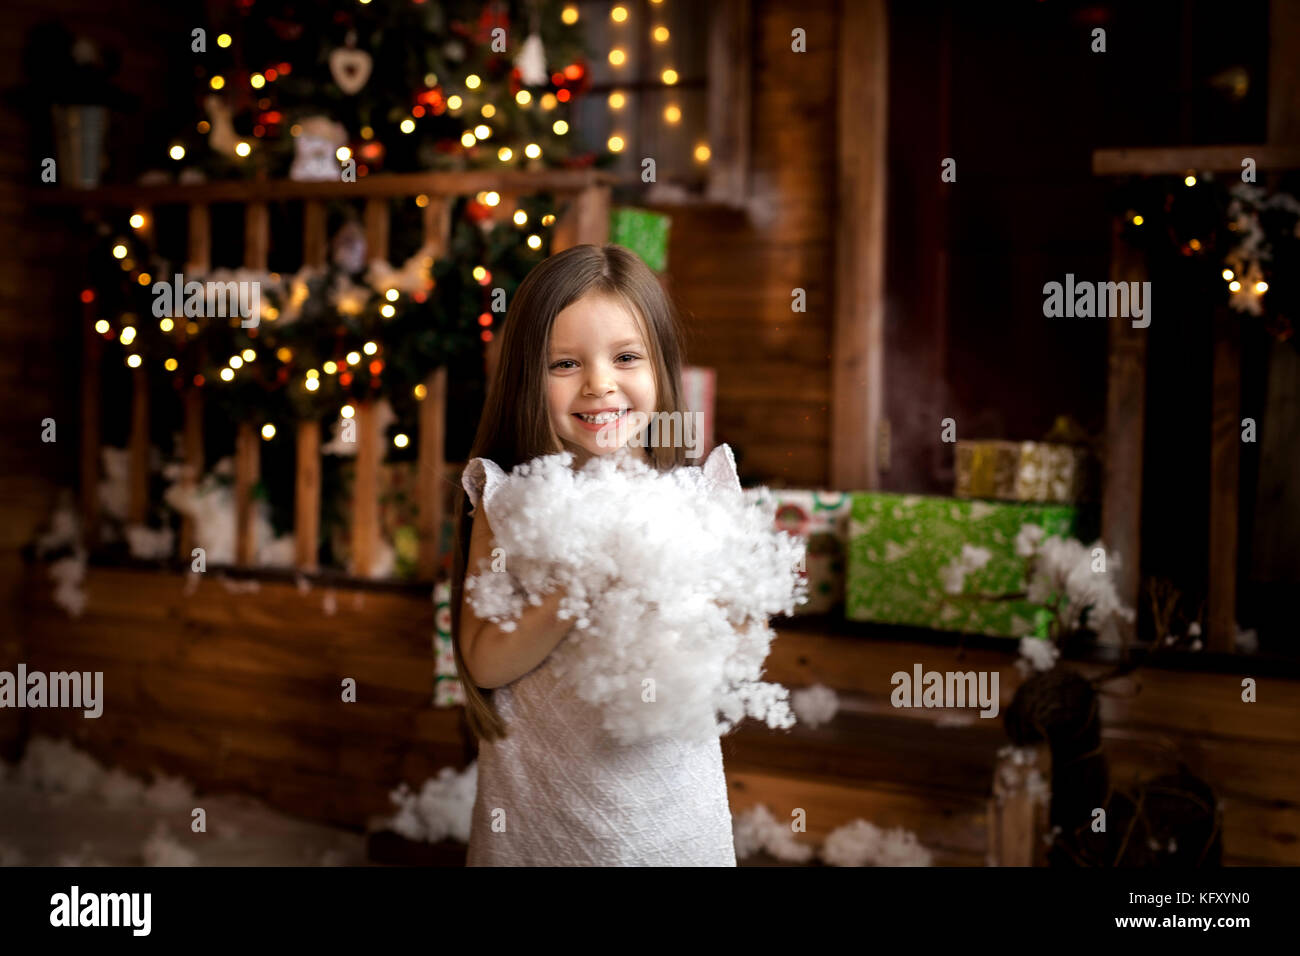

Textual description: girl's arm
[459,509,575,689]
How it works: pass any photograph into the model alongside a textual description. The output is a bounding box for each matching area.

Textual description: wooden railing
[42,169,615,581]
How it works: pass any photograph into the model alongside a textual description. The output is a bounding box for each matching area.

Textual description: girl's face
[547,292,657,465]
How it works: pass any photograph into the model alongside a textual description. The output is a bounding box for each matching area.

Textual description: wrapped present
[609,207,671,272]
[846,493,1077,638]
[432,581,465,707]
[744,489,851,615]
[955,440,1091,503]
[680,365,715,461]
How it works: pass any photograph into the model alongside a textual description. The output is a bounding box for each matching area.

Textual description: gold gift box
[955,440,1092,503]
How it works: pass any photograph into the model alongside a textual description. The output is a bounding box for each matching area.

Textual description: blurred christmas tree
[174,0,605,179]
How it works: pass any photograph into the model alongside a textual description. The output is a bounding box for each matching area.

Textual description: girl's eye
[550,359,577,370]
[617,353,641,364]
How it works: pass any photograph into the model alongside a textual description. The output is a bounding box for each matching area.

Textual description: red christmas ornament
[465,200,493,223]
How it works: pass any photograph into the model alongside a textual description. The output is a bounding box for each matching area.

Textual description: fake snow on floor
[0,737,366,867]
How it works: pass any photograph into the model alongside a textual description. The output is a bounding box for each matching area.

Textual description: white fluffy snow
[379,762,477,844]
[791,683,839,729]
[819,819,934,867]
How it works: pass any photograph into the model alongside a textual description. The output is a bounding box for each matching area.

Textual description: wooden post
[295,421,320,572]
[80,294,102,548]
[417,368,448,580]
[350,404,381,578]
[552,184,610,252]
[1208,307,1241,653]
[234,423,259,566]
[127,365,149,524]
[365,198,390,265]
[706,0,753,206]
[988,745,1050,866]
[179,202,210,561]
[422,195,453,259]
[244,201,269,273]
[1101,217,1148,634]
[831,0,888,491]
[303,199,327,270]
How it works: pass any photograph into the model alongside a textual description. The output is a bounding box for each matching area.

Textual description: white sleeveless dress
[461,448,739,867]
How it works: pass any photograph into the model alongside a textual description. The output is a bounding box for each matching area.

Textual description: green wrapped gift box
[609,207,671,272]
[743,489,851,614]
[846,493,1077,638]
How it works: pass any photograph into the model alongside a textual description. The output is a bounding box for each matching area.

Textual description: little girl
[451,243,740,866]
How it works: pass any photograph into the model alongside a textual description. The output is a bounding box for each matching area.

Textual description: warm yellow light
[261,424,276,440]
[341,405,355,419]
[229,355,244,369]
[361,126,374,140]
[516,90,532,106]
[129,213,146,229]
[159,317,174,332]
[304,377,319,391]
[251,73,265,89]
[290,124,303,137]
[654,26,670,43]
[498,147,513,162]
[694,143,711,162]
[235,141,251,157]
[323,361,338,374]
[562,4,579,25]
[112,244,128,259]
[540,93,557,110]
[609,49,626,67]
[664,104,681,124]
[186,322,199,335]
[1229,280,1242,292]
[363,341,378,355]
[197,120,210,134]
[1256,280,1269,293]
[609,91,626,110]
[414,383,428,400]
[306,369,320,380]
[210,75,225,91]
[608,135,625,152]
[1132,214,1144,226]
[542,213,556,226]
[242,348,256,362]
[553,119,569,135]
[662,68,678,85]
[394,433,409,448]
[475,124,491,139]
[447,94,463,110]
[126,354,142,368]
[461,131,477,147]
[137,273,152,286]
[424,73,438,86]
[513,209,528,225]
[527,234,542,250]
[221,367,235,382]
[1222,269,1234,280]
[346,351,361,366]
[400,119,416,134]
[466,74,482,90]
[217,33,232,48]
[263,305,278,321]
[385,288,400,302]
[472,266,488,281]
[164,358,178,371]
[1184,174,1197,187]
[277,347,293,362]
[119,326,137,345]
[95,320,110,334]
[336,146,351,161]
[524,143,541,159]
[481,104,496,118]
[612,5,628,21]
[169,145,185,161]
[380,304,395,318]
[484,191,501,206]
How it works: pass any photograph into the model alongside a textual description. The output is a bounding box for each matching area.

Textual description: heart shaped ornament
[329,46,373,95]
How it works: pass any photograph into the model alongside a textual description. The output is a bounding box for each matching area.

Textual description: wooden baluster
[421,195,452,260]
[80,290,102,549]
[179,202,210,561]
[127,364,150,525]
[233,201,270,567]
[417,368,448,580]
[552,183,611,252]
[1208,306,1241,653]
[350,403,380,578]
[365,198,389,265]
[294,199,328,573]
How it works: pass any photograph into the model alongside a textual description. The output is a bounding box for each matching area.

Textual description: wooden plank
[1268,0,1300,144]
[350,403,381,577]
[1101,217,1148,631]
[80,291,101,548]
[302,199,327,268]
[185,203,210,273]
[417,368,448,580]
[364,198,389,265]
[234,422,259,566]
[706,0,753,206]
[1092,145,1300,176]
[127,365,149,524]
[178,387,203,559]
[1208,307,1241,653]
[552,183,611,252]
[295,420,321,572]
[421,195,452,259]
[831,0,887,491]
[29,169,618,206]
[244,201,269,271]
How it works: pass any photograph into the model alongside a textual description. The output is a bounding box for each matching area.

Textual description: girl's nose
[582,375,615,397]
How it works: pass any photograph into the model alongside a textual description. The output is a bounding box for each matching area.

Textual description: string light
[221,367,235,382]
[609,49,626,67]
[662,68,678,85]
[129,213,146,229]
[164,358,178,371]
[466,74,482,89]
[304,376,319,391]
[1222,269,1234,280]
[341,405,355,419]
[112,244,128,259]
[137,273,152,286]
[336,146,351,161]
[516,90,532,106]
[217,33,232,48]
[514,210,528,225]
[540,93,557,110]
[527,234,542,250]
[277,347,293,362]
[169,145,185,160]
[1256,280,1269,293]
[119,326,137,345]
[159,317,174,332]
[461,131,477,147]
[608,135,625,152]
[364,341,378,355]
[381,304,395,318]
[323,361,338,374]
[541,214,556,226]
[609,91,626,110]
[1229,280,1242,292]
[346,351,361,365]
[481,104,496,118]
[242,348,256,361]
[553,120,569,135]
[612,5,628,21]
[484,191,501,206]
[1184,173,1197,187]
[229,355,244,369]
[447,94,463,110]
[498,147,513,162]
[94,320,109,334]
[210,75,225,90]
[394,433,409,449]
[414,384,428,400]
[524,143,541,159]
[400,119,416,134]
[562,4,579,24]
[261,424,276,440]
[1132,214,1144,226]
[664,104,681,124]
[235,141,251,157]
[654,26,670,43]
[475,124,491,139]
[251,73,265,89]
[126,354,142,368]
[694,143,711,162]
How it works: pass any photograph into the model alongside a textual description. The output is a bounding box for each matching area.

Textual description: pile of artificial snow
[465,445,806,745]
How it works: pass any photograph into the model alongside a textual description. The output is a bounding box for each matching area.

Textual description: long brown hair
[450,243,689,743]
